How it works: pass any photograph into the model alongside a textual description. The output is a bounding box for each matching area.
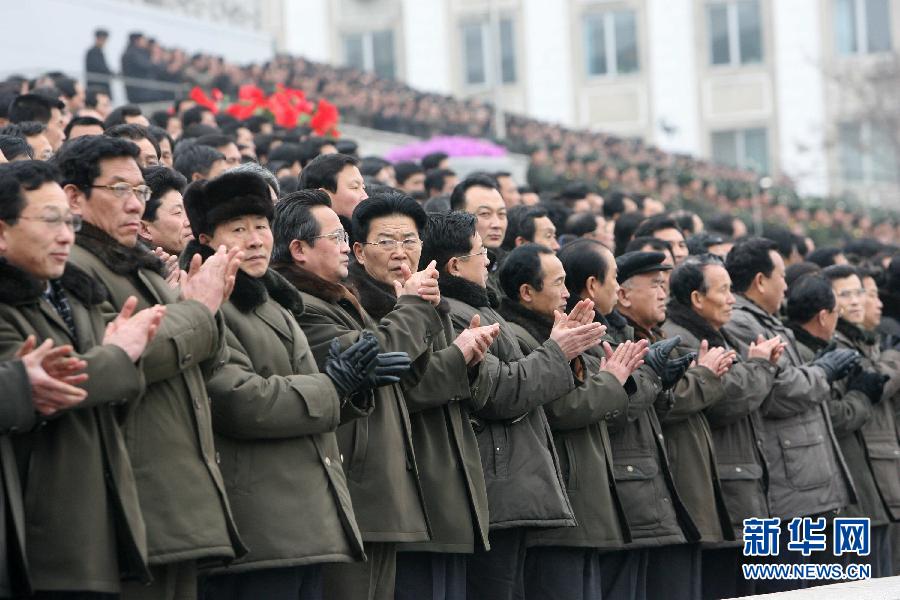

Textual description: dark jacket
[603,310,700,547]
[833,320,900,522]
[346,262,490,553]
[663,300,775,544]
[0,359,33,597]
[722,295,854,520]
[70,223,244,566]
[440,274,576,530]
[0,260,150,592]
[85,45,112,94]
[497,299,630,550]
[272,261,436,543]
[192,243,366,574]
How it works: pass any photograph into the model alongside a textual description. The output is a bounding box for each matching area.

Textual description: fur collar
[666,299,727,348]
[439,272,492,308]
[271,260,356,306]
[181,241,303,314]
[786,320,830,353]
[346,261,399,321]
[621,312,664,343]
[497,298,554,343]
[836,318,877,346]
[76,221,167,277]
[0,259,107,306]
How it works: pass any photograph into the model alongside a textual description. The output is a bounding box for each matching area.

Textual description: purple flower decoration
[385,136,507,162]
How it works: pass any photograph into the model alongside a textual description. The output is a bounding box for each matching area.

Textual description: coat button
[613,410,620,417]
[181,353,193,366]
[658,433,664,441]
[340,454,344,462]
[735,467,743,473]
[604,412,611,420]
[214,451,221,464]
[784,440,792,446]
[324,456,331,466]
[626,465,634,472]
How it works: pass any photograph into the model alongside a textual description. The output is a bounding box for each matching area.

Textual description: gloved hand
[846,367,889,404]
[813,340,837,360]
[643,337,681,376]
[324,334,380,399]
[661,352,697,390]
[812,348,860,383]
[370,351,412,387]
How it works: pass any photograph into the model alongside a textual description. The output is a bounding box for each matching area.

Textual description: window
[584,10,640,77]
[461,18,517,86]
[711,127,769,173]
[342,30,396,79]
[838,121,898,183]
[835,0,891,55]
[706,1,763,66]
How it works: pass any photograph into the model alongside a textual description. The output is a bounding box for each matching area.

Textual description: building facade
[280,0,900,205]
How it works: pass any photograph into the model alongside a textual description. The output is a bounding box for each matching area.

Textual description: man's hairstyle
[419,211,478,273]
[602,190,630,219]
[0,135,34,161]
[761,225,798,261]
[807,247,845,268]
[449,174,499,211]
[8,94,61,126]
[0,89,19,121]
[268,142,304,169]
[565,212,600,238]
[633,214,681,239]
[393,161,424,186]
[671,210,701,235]
[53,135,140,195]
[821,264,860,283]
[502,205,548,250]
[95,28,109,39]
[558,238,610,307]
[64,116,104,139]
[706,213,741,238]
[786,275,835,324]
[173,144,224,180]
[669,254,725,306]
[498,243,554,301]
[686,231,728,255]
[7,122,46,138]
[613,211,645,256]
[103,105,143,129]
[142,166,187,222]
[271,190,333,263]
[52,76,78,101]
[0,160,62,223]
[230,161,280,197]
[351,190,427,243]
[360,156,392,178]
[193,133,236,152]
[299,153,359,193]
[147,125,174,151]
[105,123,160,157]
[300,138,336,167]
[625,236,672,256]
[785,261,821,289]
[424,168,455,195]
[421,151,448,171]
[182,105,213,129]
[725,237,778,293]
[84,88,108,110]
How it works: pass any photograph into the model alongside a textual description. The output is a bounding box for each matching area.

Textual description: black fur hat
[183,171,274,238]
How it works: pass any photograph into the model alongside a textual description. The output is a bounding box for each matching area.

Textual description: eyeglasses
[311,229,349,245]
[362,238,422,252]
[454,247,488,260]
[18,213,83,232]
[91,183,151,203]
[836,288,866,299]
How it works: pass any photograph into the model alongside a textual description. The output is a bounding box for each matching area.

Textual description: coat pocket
[613,455,661,527]
[778,423,830,491]
[558,436,578,491]
[865,439,900,512]
[346,418,369,482]
[716,462,763,481]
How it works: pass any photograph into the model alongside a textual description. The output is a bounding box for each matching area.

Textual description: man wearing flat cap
[613,250,735,600]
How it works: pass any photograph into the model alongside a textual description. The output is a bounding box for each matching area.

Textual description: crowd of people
[0,36,897,600]
[76,28,900,243]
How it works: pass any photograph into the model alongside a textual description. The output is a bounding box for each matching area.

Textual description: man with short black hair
[421,152,449,171]
[65,116,104,140]
[449,175,508,293]
[82,88,112,121]
[56,135,247,600]
[633,215,689,265]
[193,134,242,169]
[424,168,457,199]
[494,172,521,208]
[394,161,425,194]
[105,124,160,168]
[496,243,645,600]
[299,153,368,234]
[86,29,112,95]
[502,205,559,252]
[174,144,227,182]
[103,105,148,129]
[723,238,858,593]
[8,95,65,152]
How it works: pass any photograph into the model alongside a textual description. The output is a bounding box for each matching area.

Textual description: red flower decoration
[310,99,339,137]
[189,86,220,114]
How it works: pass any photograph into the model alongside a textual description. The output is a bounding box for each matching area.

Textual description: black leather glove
[370,351,412,387]
[847,367,889,404]
[643,337,681,377]
[324,334,380,399]
[813,340,837,360]
[812,348,860,383]
[661,352,697,390]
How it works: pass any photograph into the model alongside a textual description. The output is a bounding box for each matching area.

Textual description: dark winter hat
[616,251,672,284]
[183,170,274,238]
